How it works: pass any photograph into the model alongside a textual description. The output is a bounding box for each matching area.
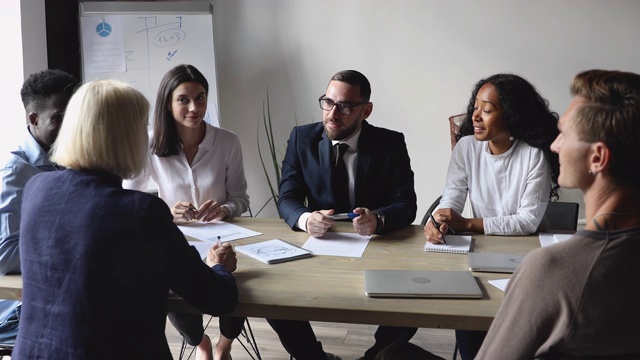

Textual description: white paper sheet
[488,278,510,292]
[178,221,262,243]
[539,232,574,247]
[302,232,371,257]
[554,234,573,243]
[188,240,213,260]
[81,16,126,74]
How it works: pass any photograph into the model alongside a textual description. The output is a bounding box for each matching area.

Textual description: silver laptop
[364,270,482,298]
[468,252,525,273]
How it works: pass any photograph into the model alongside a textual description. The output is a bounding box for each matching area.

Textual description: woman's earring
[588,169,595,176]
[509,136,514,141]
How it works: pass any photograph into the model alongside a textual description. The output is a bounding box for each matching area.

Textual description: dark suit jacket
[278,120,417,233]
[14,169,238,360]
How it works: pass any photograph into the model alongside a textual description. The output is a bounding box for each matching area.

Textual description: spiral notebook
[424,235,472,254]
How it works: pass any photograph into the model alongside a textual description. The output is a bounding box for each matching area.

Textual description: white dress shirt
[123,123,249,218]
[438,136,551,235]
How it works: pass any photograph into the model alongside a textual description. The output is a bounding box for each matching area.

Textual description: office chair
[449,113,465,149]
[446,114,466,360]
[178,317,262,360]
[420,196,442,226]
[178,206,262,360]
[420,114,464,226]
[541,201,579,232]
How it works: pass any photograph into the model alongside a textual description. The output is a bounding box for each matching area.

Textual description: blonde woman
[14,80,238,359]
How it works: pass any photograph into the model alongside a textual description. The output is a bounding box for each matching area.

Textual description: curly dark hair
[457,73,560,199]
[152,64,209,157]
[20,69,79,110]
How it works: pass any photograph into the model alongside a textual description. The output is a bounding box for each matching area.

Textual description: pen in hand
[428,213,448,245]
[328,212,360,220]
[187,205,198,220]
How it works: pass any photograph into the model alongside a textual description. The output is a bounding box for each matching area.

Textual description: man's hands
[306,210,335,237]
[306,207,378,237]
[206,241,237,272]
[171,200,230,222]
[351,207,377,236]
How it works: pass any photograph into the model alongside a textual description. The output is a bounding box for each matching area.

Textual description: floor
[166,317,458,360]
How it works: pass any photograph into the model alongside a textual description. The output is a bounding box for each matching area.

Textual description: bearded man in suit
[271,69,418,360]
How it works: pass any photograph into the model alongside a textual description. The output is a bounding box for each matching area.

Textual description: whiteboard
[79,2,219,127]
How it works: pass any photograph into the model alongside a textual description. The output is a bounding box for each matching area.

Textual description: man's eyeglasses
[318,95,368,115]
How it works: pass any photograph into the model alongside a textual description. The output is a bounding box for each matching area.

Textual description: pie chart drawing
[96,21,112,38]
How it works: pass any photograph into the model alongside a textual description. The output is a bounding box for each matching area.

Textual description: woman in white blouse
[423,73,560,360]
[124,64,248,360]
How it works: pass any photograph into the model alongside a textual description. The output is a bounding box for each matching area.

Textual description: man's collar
[22,126,55,167]
[331,123,365,150]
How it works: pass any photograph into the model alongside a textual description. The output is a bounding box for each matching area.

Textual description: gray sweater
[477,227,640,359]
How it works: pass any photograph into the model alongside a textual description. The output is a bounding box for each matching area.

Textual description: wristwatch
[373,212,386,233]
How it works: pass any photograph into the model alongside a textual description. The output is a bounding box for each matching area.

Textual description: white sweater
[438,136,550,235]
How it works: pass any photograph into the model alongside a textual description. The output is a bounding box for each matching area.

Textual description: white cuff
[296,212,312,232]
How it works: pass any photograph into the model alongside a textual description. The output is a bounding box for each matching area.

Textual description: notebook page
[424,235,472,254]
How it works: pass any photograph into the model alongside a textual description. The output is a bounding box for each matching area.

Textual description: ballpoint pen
[187,205,198,217]
[329,212,360,220]
[428,212,448,245]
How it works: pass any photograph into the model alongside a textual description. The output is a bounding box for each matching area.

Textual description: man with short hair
[272,70,417,360]
[476,69,640,359]
[0,69,78,344]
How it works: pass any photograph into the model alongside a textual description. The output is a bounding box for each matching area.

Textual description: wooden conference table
[0,217,541,331]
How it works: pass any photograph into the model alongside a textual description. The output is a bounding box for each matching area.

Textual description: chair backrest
[420,114,465,227]
[449,113,465,149]
[542,201,579,231]
[241,206,254,218]
[420,196,442,226]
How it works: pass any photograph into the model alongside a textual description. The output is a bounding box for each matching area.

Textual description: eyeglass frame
[318,95,369,115]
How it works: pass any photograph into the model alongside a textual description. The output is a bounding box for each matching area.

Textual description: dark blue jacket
[14,169,238,359]
[278,121,417,233]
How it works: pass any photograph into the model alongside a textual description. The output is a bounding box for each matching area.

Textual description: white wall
[205,0,640,222]
[0,0,48,155]
[11,0,640,222]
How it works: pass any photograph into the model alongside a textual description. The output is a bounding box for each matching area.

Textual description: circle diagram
[96,21,112,38]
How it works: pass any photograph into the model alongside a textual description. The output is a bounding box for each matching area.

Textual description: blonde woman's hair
[51,79,149,179]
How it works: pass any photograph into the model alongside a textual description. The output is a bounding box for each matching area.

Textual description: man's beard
[324,118,361,141]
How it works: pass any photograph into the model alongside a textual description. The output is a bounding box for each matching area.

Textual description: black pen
[428,213,448,245]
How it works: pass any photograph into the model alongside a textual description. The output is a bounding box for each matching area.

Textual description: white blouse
[439,136,551,235]
[124,123,249,218]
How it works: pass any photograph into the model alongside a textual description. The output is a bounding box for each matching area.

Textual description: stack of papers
[178,221,262,259]
[178,221,262,243]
